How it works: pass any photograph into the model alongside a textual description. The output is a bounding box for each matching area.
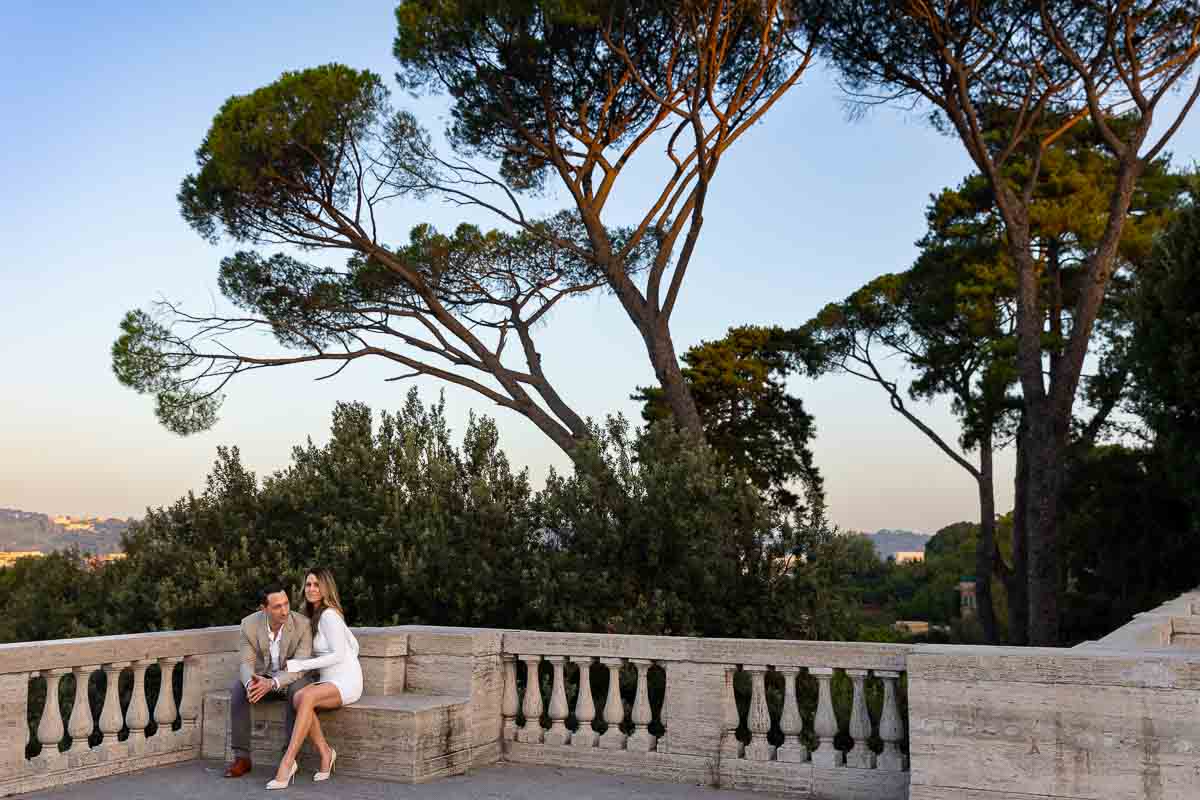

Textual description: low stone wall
[0,627,239,797]
[907,645,1200,800]
[498,631,912,799]
[5,590,1200,799]
[907,587,1200,800]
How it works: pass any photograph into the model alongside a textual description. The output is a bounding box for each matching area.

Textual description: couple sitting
[222,568,361,790]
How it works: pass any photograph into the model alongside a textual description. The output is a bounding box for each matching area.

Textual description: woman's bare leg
[307,713,333,771]
[274,683,342,783]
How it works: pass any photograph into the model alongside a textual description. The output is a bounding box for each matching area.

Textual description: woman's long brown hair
[302,567,346,637]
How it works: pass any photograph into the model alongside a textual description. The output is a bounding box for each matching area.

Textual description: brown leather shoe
[224,757,252,778]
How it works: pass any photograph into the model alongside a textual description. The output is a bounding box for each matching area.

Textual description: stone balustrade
[500,631,911,797]
[6,593,1200,800]
[0,627,240,797]
[1075,589,1200,651]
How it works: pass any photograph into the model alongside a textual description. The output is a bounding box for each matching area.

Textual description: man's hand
[246,676,272,703]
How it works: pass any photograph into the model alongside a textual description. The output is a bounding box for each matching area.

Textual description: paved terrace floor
[19,761,786,799]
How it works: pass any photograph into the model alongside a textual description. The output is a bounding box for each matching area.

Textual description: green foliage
[803,120,1187,455]
[178,64,395,243]
[634,325,825,513]
[111,310,220,436]
[4,391,862,646]
[537,416,838,638]
[0,551,109,643]
[1130,193,1200,496]
[1058,444,1198,643]
[393,0,804,190]
[112,390,542,632]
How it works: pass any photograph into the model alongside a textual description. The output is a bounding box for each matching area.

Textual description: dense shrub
[3,390,862,645]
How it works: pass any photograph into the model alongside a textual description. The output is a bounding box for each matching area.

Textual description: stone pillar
[810,667,843,767]
[154,657,182,733]
[517,655,544,744]
[0,673,30,777]
[745,666,773,761]
[37,669,70,752]
[656,661,724,758]
[720,666,742,761]
[544,656,570,746]
[775,666,807,763]
[68,666,97,752]
[99,662,130,744]
[876,671,907,771]
[845,669,876,768]
[570,656,597,748]
[501,654,519,742]
[125,660,153,742]
[627,659,656,752]
[597,658,627,750]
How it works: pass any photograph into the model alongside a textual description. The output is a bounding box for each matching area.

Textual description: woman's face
[304,573,323,605]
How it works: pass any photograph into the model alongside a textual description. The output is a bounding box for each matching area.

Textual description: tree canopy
[635,325,825,514]
[393,0,821,433]
[807,0,1200,643]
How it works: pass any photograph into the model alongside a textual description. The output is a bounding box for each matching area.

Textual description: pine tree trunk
[976,438,998,643]
[1008,417,1029,646]
[646,323,704,436]
[1025,403,1065,646]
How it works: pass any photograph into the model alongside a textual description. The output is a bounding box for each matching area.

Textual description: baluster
[845,670,876,768]
[776,666,807,763]
[68,665,97,752]
[99,662,129,743]
[720,666,742,760]
[627,659,656,752]
[517,655,544,744]
[744,666,772,761]
[810,667,843,767]
[178,656,201,732]
[570,656,597,748]
[597,657,627,750]
[657,662,669,753]
[125,659,152,742]
[876,671,907,771]
[154,657,182,734]
[37,668,70,753]
[501,654,519,742]
[545,656,570,746]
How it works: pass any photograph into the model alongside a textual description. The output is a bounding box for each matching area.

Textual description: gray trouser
[230,674,314,759]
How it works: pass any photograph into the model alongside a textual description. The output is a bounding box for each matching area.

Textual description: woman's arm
[285,610,348,672]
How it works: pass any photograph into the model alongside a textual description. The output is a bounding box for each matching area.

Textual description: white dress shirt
[246,623,284,691]
[267,623,282,672]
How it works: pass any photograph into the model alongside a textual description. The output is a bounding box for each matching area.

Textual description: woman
[267,568,361,789]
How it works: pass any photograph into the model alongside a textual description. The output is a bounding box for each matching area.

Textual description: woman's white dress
[286,609,362,705]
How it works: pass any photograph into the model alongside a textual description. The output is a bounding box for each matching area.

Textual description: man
[224,583,313,778]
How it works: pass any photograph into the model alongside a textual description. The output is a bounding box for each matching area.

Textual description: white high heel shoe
[314,749,337,782]
[266,760,297,790]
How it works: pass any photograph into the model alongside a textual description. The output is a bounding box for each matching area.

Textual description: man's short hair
[259,583,288,607]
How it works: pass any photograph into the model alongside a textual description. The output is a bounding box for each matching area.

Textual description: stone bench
[201,690,472,783]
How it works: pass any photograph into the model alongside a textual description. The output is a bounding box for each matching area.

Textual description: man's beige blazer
[238,610,313,689]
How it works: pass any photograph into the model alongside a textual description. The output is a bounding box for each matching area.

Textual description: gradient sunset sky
[2,2,1197,533]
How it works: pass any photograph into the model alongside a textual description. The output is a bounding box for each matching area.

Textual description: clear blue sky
[1,2,1196,533]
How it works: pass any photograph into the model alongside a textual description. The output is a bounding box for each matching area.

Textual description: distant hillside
[0,508,128,555]
[863,528,930,560]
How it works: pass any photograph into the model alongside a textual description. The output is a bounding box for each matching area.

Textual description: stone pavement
[18,761,785,799]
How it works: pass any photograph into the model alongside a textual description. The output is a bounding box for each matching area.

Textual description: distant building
[85,552,127,570]
[958,579,977,618]
[892,550,925,564]
[0,551,44,568]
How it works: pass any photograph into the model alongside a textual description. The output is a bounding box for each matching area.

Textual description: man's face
[262,590,290,628]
